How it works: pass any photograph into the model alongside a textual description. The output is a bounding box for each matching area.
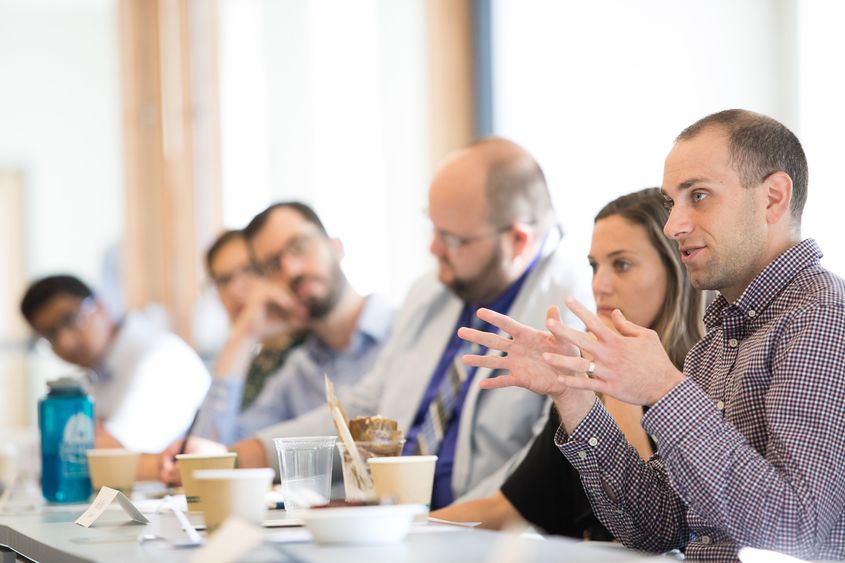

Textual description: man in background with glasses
[168,138,591,508]
[20,274,210,457]
[182,202,395,449]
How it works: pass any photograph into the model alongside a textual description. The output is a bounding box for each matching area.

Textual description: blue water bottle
[38,377,94,503]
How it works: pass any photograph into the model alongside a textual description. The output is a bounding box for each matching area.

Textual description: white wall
[0,0,124,285]
[491,0,845,276]
[218,0,431,306]
[796,1,845,275]
[0,0,124,424]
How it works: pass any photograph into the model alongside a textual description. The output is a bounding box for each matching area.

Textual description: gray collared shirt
[557,239,845,561]
[198,294,394,444]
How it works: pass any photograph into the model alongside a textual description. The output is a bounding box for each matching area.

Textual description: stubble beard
[689,223,767,296]
[293,261,348,320]
[445,242,511,305]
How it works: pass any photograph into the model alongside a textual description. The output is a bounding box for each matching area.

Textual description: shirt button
[700,535,711,545]
[588,437,599,447]
[578,451,587,460]
[747,309,756,318]
[728,338,738,348]
[715,400,725,411]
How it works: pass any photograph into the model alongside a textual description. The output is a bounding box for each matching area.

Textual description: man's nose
[430,232,446,258]
[663,205,691,240]
[279,254,305,285]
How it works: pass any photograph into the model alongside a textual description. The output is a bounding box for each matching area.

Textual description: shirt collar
[305,293,394,356]
[703,239,822,329]
[354,293,394,343]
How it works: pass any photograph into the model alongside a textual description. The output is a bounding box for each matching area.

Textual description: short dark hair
[677,109,808,221]
[204,230,245,277]
[20,275,94,326]
[243,202,328,241]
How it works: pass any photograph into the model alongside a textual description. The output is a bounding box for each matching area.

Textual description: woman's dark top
[500,405,615,540]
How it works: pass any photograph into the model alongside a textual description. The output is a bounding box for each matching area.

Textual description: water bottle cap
[46,376,86,394]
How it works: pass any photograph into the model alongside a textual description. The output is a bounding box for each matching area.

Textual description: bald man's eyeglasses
[434,225,515,250]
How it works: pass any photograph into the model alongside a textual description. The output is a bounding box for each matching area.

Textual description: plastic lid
[46,376,86,393]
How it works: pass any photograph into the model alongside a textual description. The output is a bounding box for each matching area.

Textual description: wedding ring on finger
[585,361,596,378]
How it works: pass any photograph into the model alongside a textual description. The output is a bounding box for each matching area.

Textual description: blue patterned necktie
[412,313,485,456]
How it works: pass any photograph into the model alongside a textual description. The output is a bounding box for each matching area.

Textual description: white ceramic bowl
[299,504,427,545]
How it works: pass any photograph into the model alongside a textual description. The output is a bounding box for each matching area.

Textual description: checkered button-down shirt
[557,239,845,561]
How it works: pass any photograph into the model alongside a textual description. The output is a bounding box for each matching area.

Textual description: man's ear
[509,223,534,258]
[764,171,793,226]
[330,238,345,261]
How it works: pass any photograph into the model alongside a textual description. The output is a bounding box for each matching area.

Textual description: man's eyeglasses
[211,265,259,291]
[37,296,97,345]
[434,225,514,250]
[256,234,319,276]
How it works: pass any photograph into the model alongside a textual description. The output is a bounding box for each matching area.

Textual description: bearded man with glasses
[181,201,395,453]
[164,139,591,509]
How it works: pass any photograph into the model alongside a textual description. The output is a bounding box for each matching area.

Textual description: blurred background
[2,0,844,439]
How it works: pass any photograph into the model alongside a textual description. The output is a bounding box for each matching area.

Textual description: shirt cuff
[554,398,624,466]
[641,378,716,452]
[554,399,630,505]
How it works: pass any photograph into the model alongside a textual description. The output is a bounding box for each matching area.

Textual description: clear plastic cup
[273,436,336,511]
[335,440,405,502]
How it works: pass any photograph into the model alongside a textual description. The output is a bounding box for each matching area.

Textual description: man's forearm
[233,438,269,468]
[213,330,257,379]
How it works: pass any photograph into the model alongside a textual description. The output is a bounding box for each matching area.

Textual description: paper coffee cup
[368,455,437,507]
[176,452,237,511]
[193,468,274,532]
[86,449,139,494]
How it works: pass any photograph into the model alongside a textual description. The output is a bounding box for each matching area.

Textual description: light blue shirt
[197,294,394,444]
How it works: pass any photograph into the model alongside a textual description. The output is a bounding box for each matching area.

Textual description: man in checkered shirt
[461,109,845,560]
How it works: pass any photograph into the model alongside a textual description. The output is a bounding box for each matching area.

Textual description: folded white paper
[75,487,150,528]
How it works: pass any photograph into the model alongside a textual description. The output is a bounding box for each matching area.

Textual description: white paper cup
[273,436,335,511]
[176,452,237,511]
[367,455,437,508]
[193,468,274,532]
[86,449,139,495]
[336,440,405,502]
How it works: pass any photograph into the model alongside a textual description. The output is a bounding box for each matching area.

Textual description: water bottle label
[59,412,94,478]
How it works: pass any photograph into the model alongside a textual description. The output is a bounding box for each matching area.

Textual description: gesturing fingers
[564,297,616,341]
[457,327,512,353]
[546,318,597,357]
[475,308,528,337]
[478,374,520,390]
[462,353,508,371]
[556,373,608,395]
[611,309,646,337]
[543,352,592,376]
